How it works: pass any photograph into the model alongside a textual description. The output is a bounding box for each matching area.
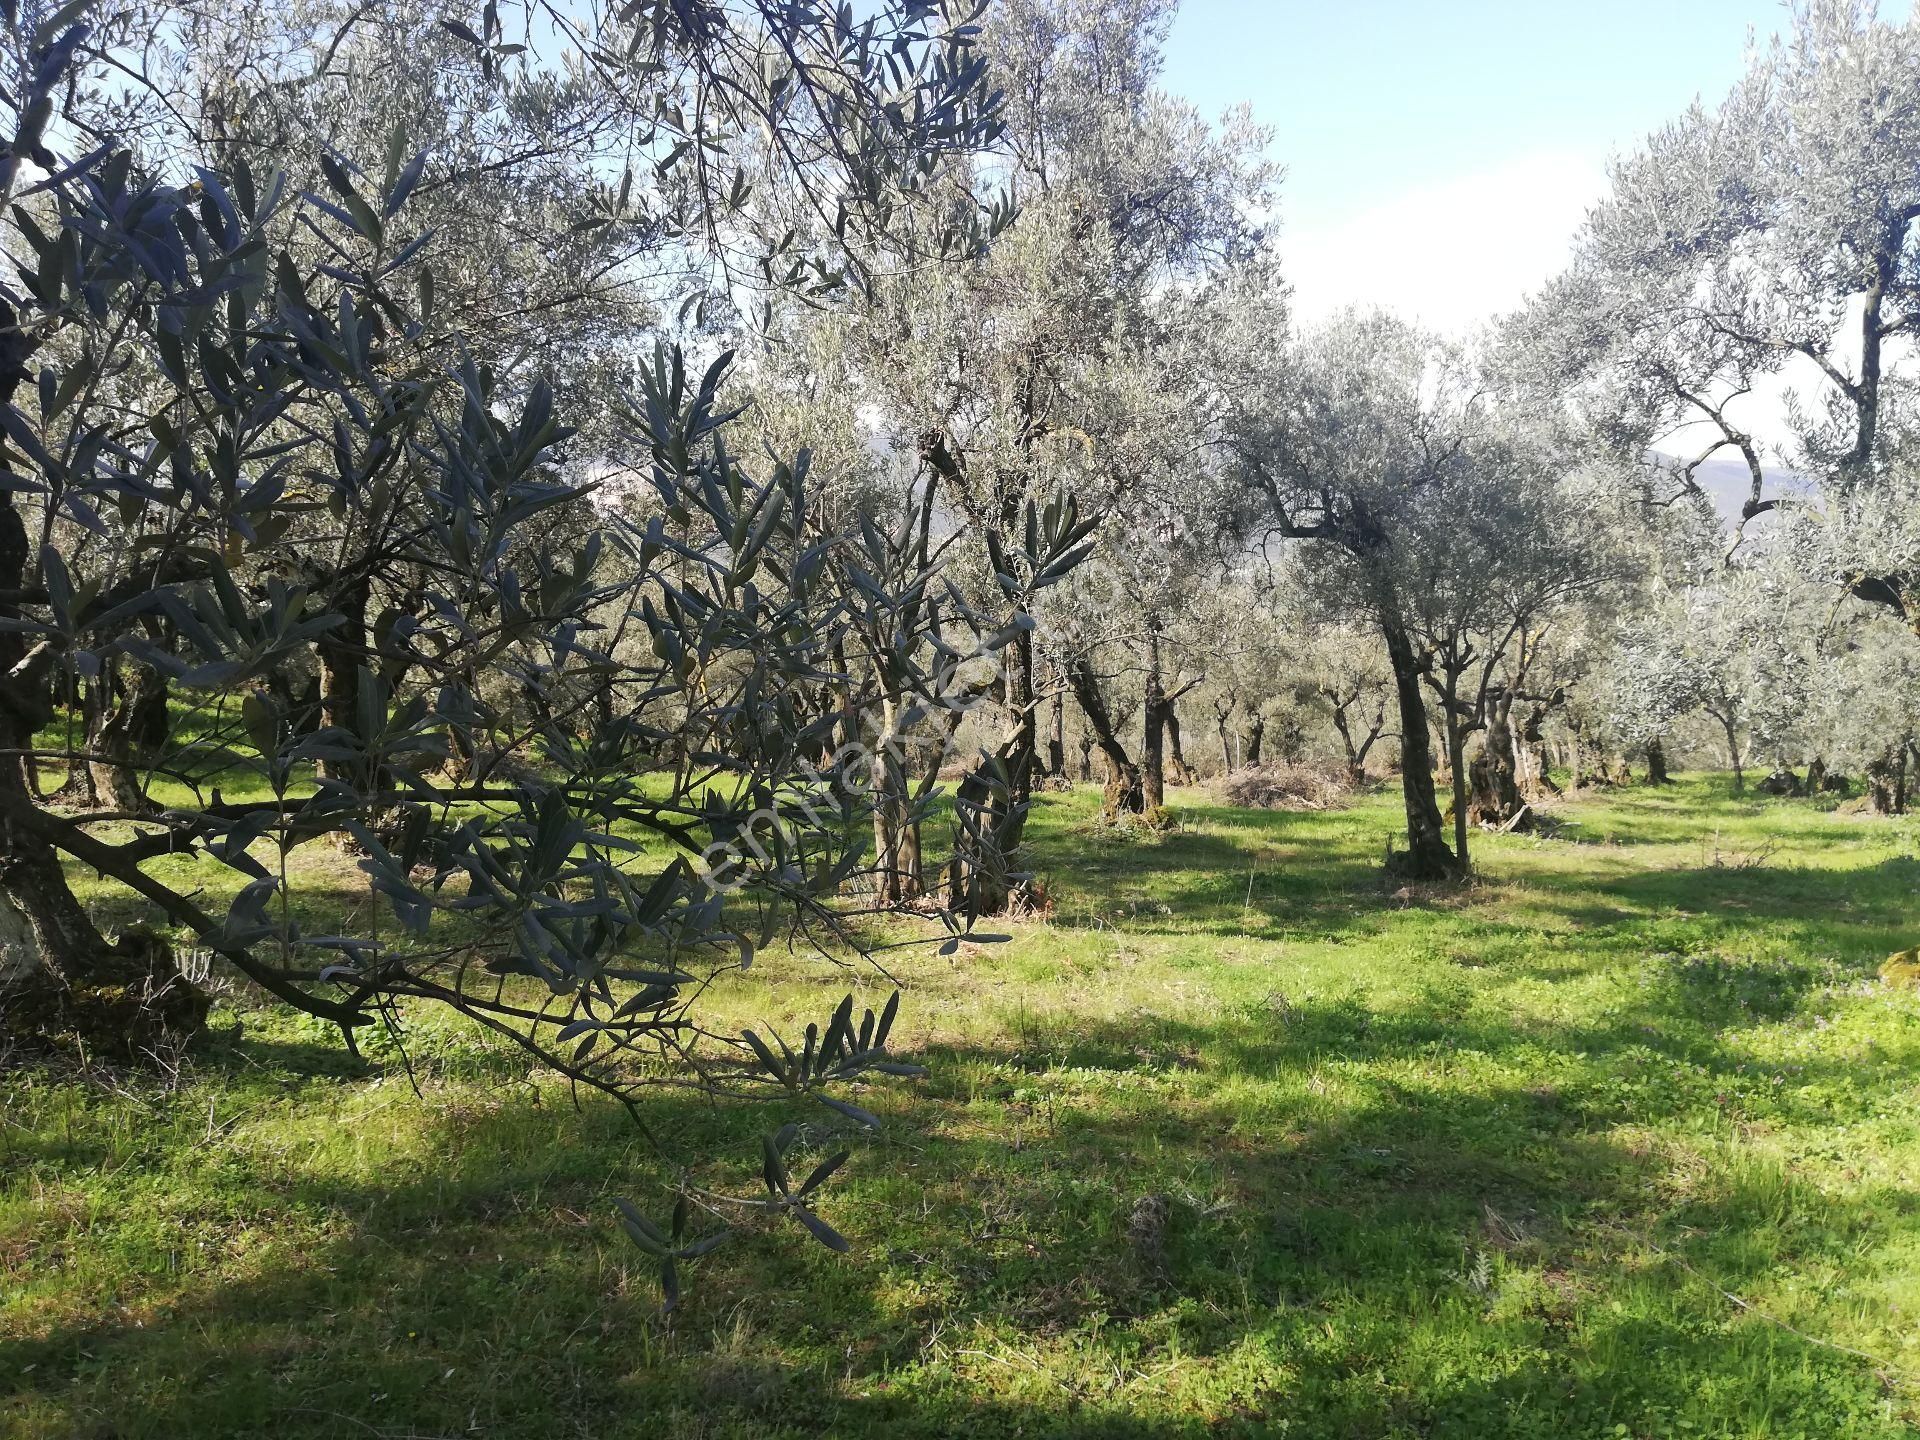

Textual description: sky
[1158,1,1805,335]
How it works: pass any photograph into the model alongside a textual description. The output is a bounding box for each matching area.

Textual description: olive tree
[0,0,1011,1290]
[773,0,1276,901]
[1226,313,1484,877]
[1526,1,1920,591]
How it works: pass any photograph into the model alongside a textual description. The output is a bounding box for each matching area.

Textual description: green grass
[7,776,1920,1438]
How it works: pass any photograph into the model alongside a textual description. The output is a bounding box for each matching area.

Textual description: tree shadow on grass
[8,965,1916,1439]
[1515,852,1919,978]
[10,783,1916,1437]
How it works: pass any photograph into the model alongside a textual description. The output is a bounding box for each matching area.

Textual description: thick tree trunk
[1165,705,1194,787]
[1242,713,1265,769]
[951,627,1039,915]
[317,579,370,789]
[1078,732,1094,782]
[1467,691,1524,827]
[872,804,923,906]
[1381,622,1459,879]
[0,682,193,1049]
[1514,699,1558,797]
[1570,718,1594,789]
[1142,634,1166,811]
[0,437,100,1028]
[1066,658,1143,816]
[1644,736,1672,786]
[88,661,169,815]
[1867,748,1902,813]
[0,306,206,1051]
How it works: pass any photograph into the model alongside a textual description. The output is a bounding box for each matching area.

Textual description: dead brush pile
[1218,761,1356,811]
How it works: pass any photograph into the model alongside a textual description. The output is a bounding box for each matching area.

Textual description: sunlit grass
[6,775,1920,1437]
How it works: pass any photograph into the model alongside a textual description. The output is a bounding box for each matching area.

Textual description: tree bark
[1142,629,1166,810]
[1164,704,1194,787]
[317,578,370,789]
[1715,711,1744,794]
[951,626,1038,915]
[0,301,206,1051]
[1046,672,1065,779]
[1381,622,1459,879]
[870,696,923,905]
[1867,747,1902,813]
[1213,694,1237,776]
[1466,688,1524,828]
[1644,736,1671,785]
[1066,657,1143,816]
[1328,690,1387,787]
[1515,696,1558,796]
[1242,712,1265,768]
[88,661,170,816]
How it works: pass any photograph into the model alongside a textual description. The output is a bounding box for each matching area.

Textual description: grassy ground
[6,776,1920,1438]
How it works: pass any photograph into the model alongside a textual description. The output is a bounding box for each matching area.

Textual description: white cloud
[1283,151,1608,337]
[1282,150,1920,471]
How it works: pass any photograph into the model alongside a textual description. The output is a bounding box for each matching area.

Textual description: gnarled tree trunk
[951,625,1039,915]
[1213,693,1237,776]
[1516,697,1560,797]
[1067,657,1143,816]
[1867,748,1903,813]
[1242,711,1266,768]
[1164,703,1194,787]
[1643,736,1671,785]
[1382,622,1459,879]
[1142,631,1166,810]
[1328,691,1387,786]
[89,660,170,816]
[1467,689,1525,827]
